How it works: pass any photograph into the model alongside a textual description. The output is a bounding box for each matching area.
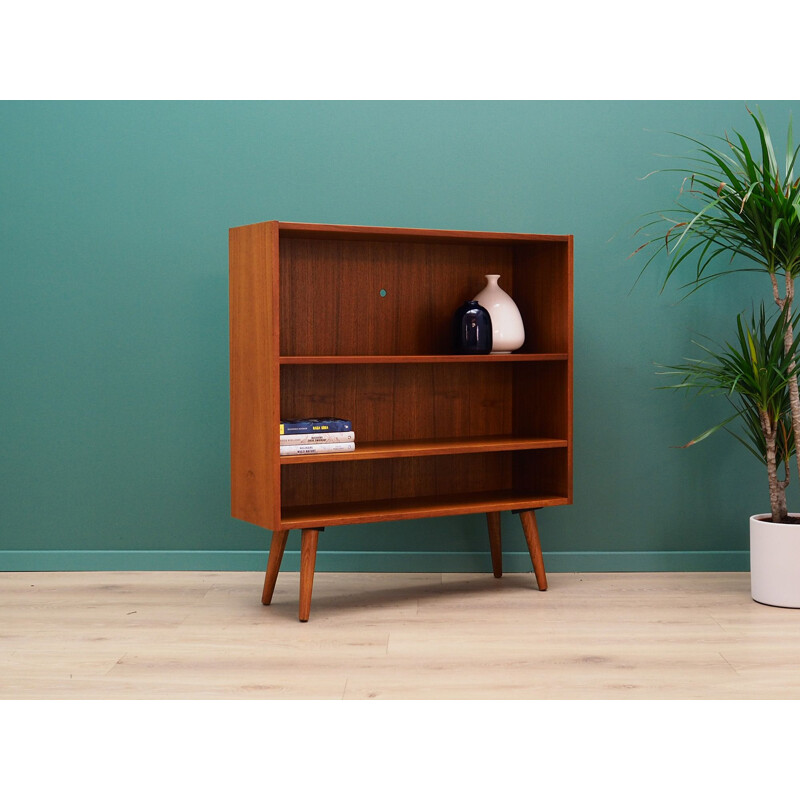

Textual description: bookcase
[229,221,573,620]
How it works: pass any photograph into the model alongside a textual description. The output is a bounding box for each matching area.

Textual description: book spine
[280,419,353,434]
[280,442,356,456]
[279,431,355,444]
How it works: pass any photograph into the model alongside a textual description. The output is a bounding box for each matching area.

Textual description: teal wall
[2,100,797,572]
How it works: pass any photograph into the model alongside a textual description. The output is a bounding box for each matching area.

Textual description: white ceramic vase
[750,513,800,608]
[472,274,525,353]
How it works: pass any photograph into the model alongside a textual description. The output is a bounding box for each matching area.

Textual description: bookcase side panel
[229,222,281,530]
[565,235,574,502]
[512,238,573,503]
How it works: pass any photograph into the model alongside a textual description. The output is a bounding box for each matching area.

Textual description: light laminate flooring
[2,570,799,699]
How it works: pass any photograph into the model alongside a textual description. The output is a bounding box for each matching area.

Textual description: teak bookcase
[229,221,573,620]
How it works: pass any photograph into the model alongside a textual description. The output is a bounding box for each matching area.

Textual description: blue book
[280,417,353,435]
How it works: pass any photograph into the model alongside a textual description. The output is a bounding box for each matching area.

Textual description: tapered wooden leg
[299,528,320,622]
[262,529,289,605]
[519,509,548,591]
[486,512,502,578]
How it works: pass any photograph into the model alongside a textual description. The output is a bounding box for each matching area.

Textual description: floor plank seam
[717,651,740,675]
[708,613,729,632]
[105,652,127,676]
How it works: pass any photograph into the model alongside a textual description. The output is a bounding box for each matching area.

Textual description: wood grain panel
[279,436,567,464]
[281,490,568,529]
[512,240,572,354]
[281,363,513,442]
[513,361,569,439]
[279,238,513,356]
[277,220,570,245]
[513,448,570,500]
[279,354,568,364]
[281,452,514,510]
[229,222,281,529]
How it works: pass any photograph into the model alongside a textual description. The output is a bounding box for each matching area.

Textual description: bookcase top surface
[231,220,572,245]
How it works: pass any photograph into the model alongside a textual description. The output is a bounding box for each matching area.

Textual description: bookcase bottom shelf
[280,490,568,529]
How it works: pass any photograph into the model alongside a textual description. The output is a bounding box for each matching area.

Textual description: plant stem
[772,271,800,499]
[760,409,786,522]
[778,470,790,520]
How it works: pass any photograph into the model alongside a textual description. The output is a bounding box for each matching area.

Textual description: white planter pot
[750,513,800,608]
[473,274,525,353]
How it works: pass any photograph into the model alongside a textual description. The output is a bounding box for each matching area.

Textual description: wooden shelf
[280,435,568,464]
[275,221,570,245]
[281,490,569,529]
[279,354,568,365]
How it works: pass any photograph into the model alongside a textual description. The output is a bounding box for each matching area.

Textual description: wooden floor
[2,570,800,699]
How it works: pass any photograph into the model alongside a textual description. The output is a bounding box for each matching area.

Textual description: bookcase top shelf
[234,220,572,246]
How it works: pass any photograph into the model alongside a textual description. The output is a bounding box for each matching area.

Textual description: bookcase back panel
[513,361,570,439]
[281,452,514,508]
[280,363,514,441]
[512,448,571,500]
[512,242,572,354]
[280,238,515,356]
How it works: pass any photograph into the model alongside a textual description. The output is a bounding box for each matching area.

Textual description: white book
[280,442,356,456]
[279,431,355,444]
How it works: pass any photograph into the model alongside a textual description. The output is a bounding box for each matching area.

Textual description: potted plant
[661,305,800,606]
[634,106,800,606]
[635,107,800,476]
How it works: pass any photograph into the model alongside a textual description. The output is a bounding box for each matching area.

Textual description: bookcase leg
[519,509,548,591]
[299,528,321,622]
[486,512,503,578]
[262,530,290,605]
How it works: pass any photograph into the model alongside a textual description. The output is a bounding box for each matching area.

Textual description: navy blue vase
[453,300,493,354]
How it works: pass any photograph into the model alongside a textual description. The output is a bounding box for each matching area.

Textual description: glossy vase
[473,274,525,353]
[452,300,492,354]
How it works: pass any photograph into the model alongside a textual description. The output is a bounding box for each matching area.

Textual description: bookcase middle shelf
[278,434,568,464]
[279,354,568,364]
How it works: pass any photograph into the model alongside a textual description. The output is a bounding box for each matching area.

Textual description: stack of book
[279,418,355,456]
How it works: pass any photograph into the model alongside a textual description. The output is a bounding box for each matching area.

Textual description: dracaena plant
[660,305,799,522]
[634,107,800,500]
